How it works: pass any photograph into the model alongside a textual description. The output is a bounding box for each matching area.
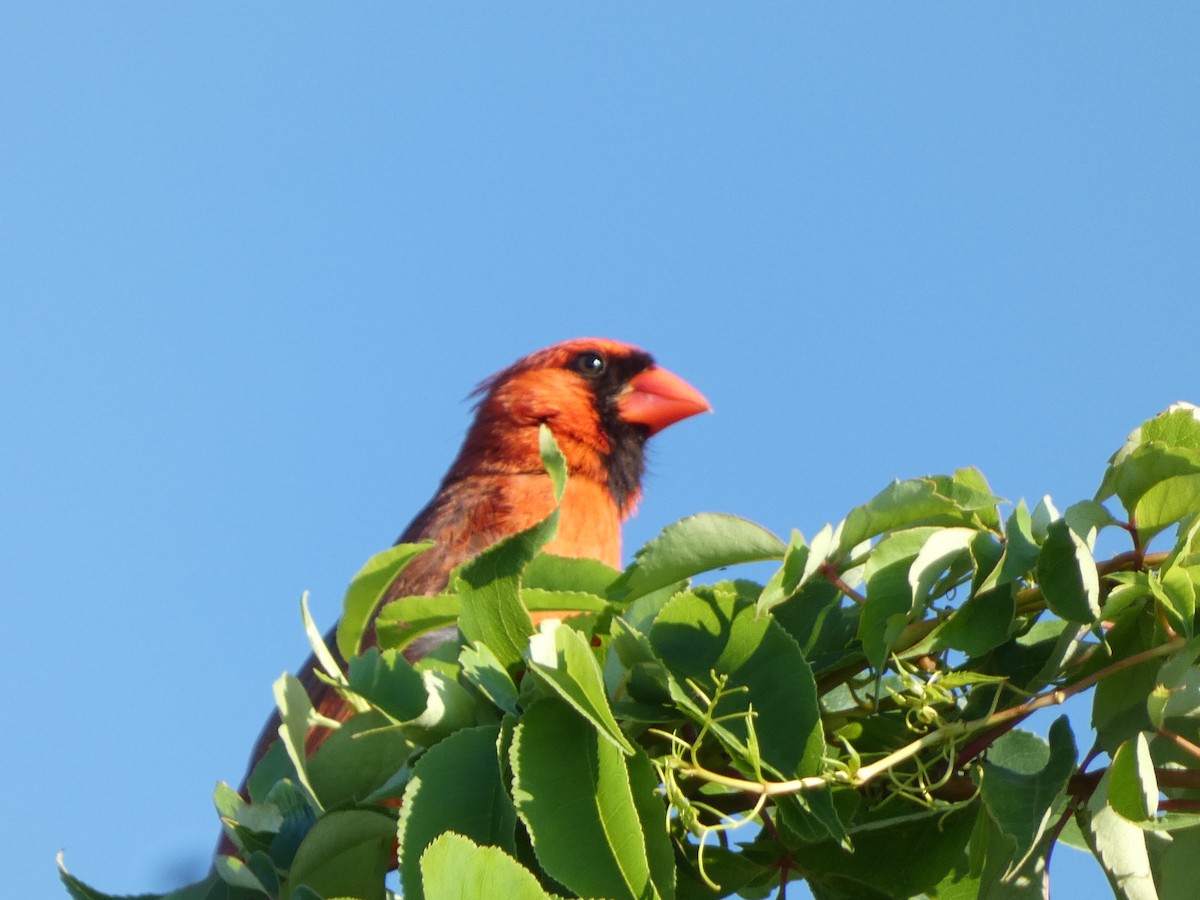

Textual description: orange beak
[617,366,712,435]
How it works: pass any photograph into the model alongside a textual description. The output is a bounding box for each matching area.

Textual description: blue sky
[4,4,1197,898]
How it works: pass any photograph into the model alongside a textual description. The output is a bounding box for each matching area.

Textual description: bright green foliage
[61,407,1200,899]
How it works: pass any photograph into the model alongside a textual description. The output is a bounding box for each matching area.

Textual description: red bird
[238,338,709,788]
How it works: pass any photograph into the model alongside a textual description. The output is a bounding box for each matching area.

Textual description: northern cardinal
[233,338,709,804]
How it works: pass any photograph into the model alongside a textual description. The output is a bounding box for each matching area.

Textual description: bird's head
[453,338,710,514]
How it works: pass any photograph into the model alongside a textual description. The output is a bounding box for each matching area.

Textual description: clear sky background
[3,4,1197,898]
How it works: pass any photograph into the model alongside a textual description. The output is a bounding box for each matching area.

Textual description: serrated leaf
[455,525,547,670]
[511,698,672,900]
[756,529,809,616]
[397,725,517,900]
[522,552,619,595]
[374,593,460,654]
[461,641,520,715]
[1085,771,1160,900]
[420,833,556,900]
[837,477,974,556]
[976,719,1076,866]
[1109,733,1158,822]
[57,853,169,900]
[287,809,394,900]
[651,587,823,777]
[527,620,635,754]
[611,513,786,601]
[1036,520,1100,623]
[336,542,434,661]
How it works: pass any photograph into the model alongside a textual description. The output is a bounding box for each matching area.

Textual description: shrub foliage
[62,406,1200,899]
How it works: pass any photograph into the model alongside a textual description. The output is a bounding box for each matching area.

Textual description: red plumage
[226,338,708,852]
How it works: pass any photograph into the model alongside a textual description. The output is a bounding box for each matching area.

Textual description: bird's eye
[571,352,606,378]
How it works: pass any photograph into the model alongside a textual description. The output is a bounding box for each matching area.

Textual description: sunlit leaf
[336,542,434,661]
[611,513,786,601]
[1036,520,1100,623]
[420,833,556,900]
[398,725,517,900]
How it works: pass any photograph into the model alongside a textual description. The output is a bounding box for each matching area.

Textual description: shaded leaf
[1036,520,1100,623]
[287,809,395,900]
[651,587,823,777]
[976,719,1076,865]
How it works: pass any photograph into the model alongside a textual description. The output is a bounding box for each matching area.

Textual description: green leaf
[1084,771,1160,900]
[1064,499,1118,549]
[537,423,567,501]
[651,587,824,777]
[976,719,1076,866]
[403,669,479,746]
[908,526,977,605]
[858,527,938,671]
[520,587,608,616]
[1103,443,1200,515]
[397,725,517,900]
[1149,568,1197,638]
[336,542,434,661]
[1030,495,1059,543]
[1092,614,1164,752]
[374,593,460,654]
[934,586,1016,658]
[213,781,283,854]
[978,502,1041,595]
[522,552,619,595]
[1145,817,1200,900]
[1109,733,1159,822]
[795,802,979,898]
[346,647,429,722]
[837,477,977,556]
[272,673,323,810]
[511,698,672,900]
[58,853,169,900]
[305,710,412,807]
[1137,474,1200,541]
[938,466,1004,530]
[1036,519,1100,623]
[756,529,810,616]
[420,833,556,900]
[611,513,786,601]
[286,809,395,900]
[455,523,549,670]
[461,641,520,715]
[527,620,636,755]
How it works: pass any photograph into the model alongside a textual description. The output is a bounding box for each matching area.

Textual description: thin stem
[820,562,867,606]
[681,637,1188,798]
[1158,728,1200,762]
